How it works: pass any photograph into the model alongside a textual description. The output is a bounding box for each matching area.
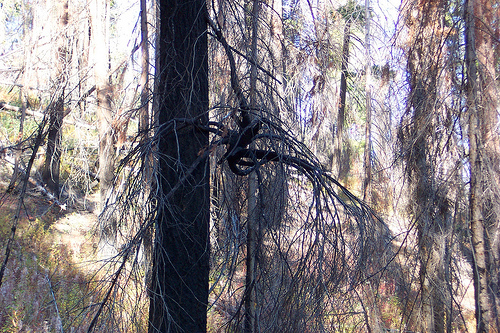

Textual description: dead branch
[3,153,67,210]
[0,114,47,288]
[0,101,93,129]
[46,273,64,333]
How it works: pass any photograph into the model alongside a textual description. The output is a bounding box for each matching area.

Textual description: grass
[0,113,101,332]
[0,187,99,332]
[0,87,150,332]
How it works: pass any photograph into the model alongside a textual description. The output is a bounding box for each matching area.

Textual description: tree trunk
[267,0,284,114]
[362,0,372,203]
[7,1,33,193]
[403,0,450,331]
[245,171,258,333]
[138,0,154,290]
[7,89,26,193]
[361,3,383,330]
[335,19,351,179]
[42,96,63,198]
[244,0,261,331]
[77,4,90,117]
[465,0,500,330]
[90,0,117,254]
[42,0,69,199]
[139,0,150,142]
[148,0,209,330]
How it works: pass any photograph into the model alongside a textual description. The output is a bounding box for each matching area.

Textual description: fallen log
[0,101,94,129]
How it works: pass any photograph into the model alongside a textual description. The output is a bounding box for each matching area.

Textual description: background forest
[0,0,498,331]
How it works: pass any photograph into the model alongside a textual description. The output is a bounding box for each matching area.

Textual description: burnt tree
[148,0,210,331]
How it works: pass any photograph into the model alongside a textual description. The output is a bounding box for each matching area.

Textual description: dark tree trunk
[139,0,154,292]
[362,0,372,203]
[244,0,261,331]
[42,97,63,198]
[148,0,209,331]
[42,0,69,198]
[139,0,150,141]
[335,19,351,179]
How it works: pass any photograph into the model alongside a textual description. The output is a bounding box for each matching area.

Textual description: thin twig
[0,115,47,288]
[46,273,64,333]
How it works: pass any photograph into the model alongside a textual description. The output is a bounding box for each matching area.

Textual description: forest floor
[0,156,101,332]
[0,147,479,332]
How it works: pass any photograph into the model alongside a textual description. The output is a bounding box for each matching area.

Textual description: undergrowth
[0,187,97,332]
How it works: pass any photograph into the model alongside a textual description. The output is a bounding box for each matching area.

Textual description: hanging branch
[88,96,392,328]
[87,11,392,332]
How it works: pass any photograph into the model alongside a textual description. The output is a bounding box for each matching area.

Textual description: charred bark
[148,0,210,331]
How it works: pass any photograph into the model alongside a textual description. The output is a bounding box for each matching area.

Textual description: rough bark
[473,4,500,330]
[148,0,209,330]
[42,0,69,199]
[403,0,451,331]
[335,19,351,179]
[465,0,500,330]
[139,0,154,291]
[42,96,63,198]
[244,0,261,331]
[362,0,372,203]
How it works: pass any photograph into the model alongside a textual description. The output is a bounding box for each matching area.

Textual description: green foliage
[0,113,41,144]
[0,86,43,110]
[336,0,366,24]
[381,294,403,328]
[0,86,46,144]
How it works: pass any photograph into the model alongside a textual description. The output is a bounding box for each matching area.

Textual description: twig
[46,273,64,333]
[3,154,67,210]
[87,249,131,333]
[87,142,215,331]
[0,101,93,129]
[0,114,47,288]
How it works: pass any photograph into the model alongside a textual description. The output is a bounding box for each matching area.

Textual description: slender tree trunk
[90,0,117,254]
[361,8,382,332]
[92,0,114,199]
[77,5,90,117]
[148,0,209,330]
[245,171,258,333]
[42,0,69,199]
[138,0,154,289]
[139,0,150,142]
[465,0,500,330]
[335,20,351,179]
[7,3,32,193]
[244,0,261,331]
[268,0,284,113]
[473,0,500,329]
[7,88,26,193]
[362,0,372,203]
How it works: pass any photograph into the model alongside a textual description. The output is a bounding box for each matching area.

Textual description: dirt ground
[0,154,106,331]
